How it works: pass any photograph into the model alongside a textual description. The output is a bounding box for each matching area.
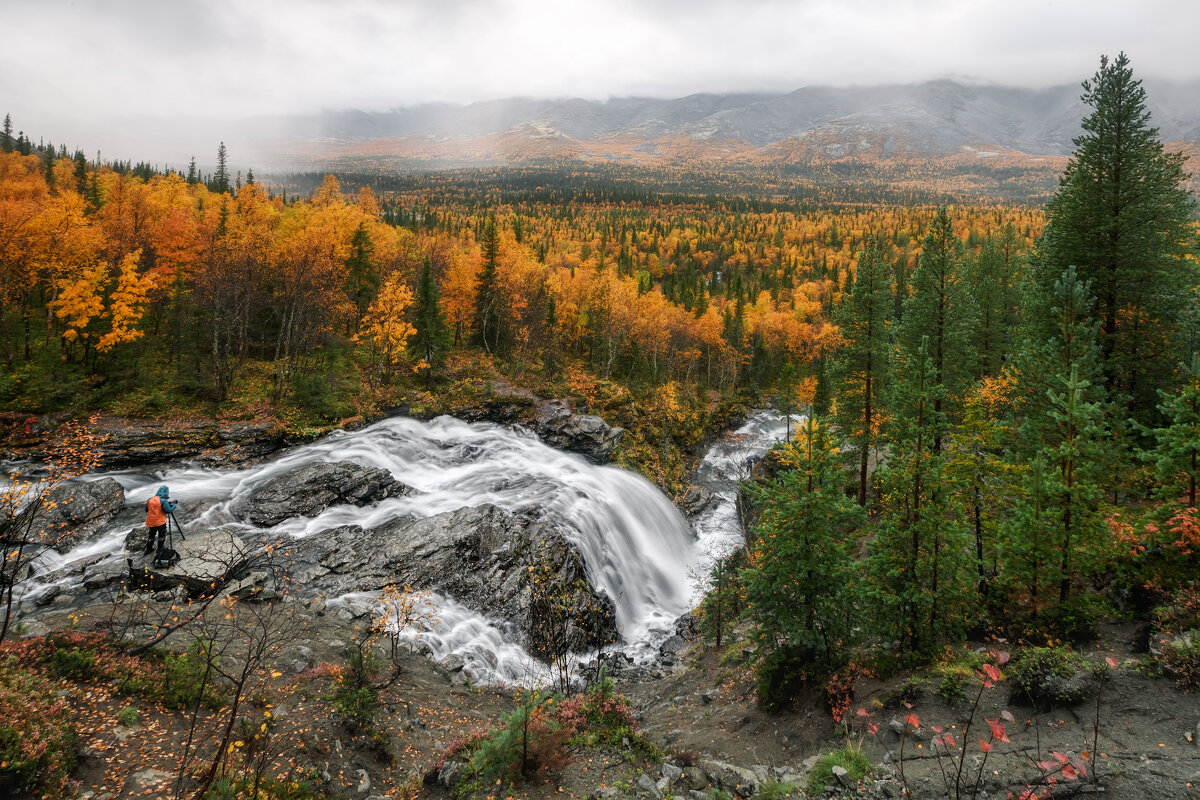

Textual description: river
[19,410,792,685]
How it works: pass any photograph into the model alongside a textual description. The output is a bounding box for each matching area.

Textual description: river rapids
[18,410,792,685]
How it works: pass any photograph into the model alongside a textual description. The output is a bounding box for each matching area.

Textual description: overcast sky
[1,0,1195,161]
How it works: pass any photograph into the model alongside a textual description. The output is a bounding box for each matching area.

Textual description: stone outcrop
[677,485,715,517]
[27,478,125,551]
[234,460,408,527]
[1,414,308,470]
[455,393,624,463]
[532,401,624,463]
[291,503,617,655]
[122,525,252,596]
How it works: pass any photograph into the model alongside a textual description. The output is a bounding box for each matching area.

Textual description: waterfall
[18,411,792,685]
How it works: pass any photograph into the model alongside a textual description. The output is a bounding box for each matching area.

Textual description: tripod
[168,510,186,542]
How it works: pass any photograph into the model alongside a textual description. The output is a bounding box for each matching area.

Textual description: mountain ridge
[240,77,1199,170]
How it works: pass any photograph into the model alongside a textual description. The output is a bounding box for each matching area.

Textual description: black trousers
[145,524,167,553]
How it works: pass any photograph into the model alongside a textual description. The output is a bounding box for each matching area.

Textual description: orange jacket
[146,496,167,527]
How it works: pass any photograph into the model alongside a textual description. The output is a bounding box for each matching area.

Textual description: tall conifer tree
[410,257,450,373]
[833,236,892,504]
[1036,52,1197,420]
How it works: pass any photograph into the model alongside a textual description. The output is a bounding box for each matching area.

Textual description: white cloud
[0,0,1194,161]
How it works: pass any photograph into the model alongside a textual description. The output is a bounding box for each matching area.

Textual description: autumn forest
[3,49,1200,800]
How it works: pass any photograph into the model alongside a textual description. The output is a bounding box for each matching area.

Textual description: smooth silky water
[17,413,790,685]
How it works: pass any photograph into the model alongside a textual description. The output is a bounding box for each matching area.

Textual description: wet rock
[775,767,804,786]
[129,768,173,791]
[660,612,698,659]
[123,526,251,597]
[749,765,772,785]
[281,644,315,674]
[636,772,660,797]
[81,560,128,592]
[438,653,467,674]
[436,760,462,789]
[19,619,49,638]
[699,759,760,798]
[235,460,408,526]
[198,422,291,466]
[661,763,684,785]
[292,504,618,655]
[25,478,125,551]
[678,485,715,517]
[534,401,624,463]
[93,418,221,467]
[683,766,708,790]
[455,394,623,462]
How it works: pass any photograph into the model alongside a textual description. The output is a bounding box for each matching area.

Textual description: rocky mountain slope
[243,78,1200,169]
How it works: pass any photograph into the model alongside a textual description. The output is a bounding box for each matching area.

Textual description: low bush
[327,645,381,732]
[163,638,226,710]
[47,645,97,680]
[878,675,926,709]
[0,658,78,797]
[116,705,139,728]
[465,702,574,791]
[556,675,661,761]
[1008,646,1093,709]
[755,644,824,713]
[805,746,870,795]
[1155,584,1200,634]
[1044,594,1110,644]
[1160,631,1200,690]
[203,773,324,800]
[937,672,966,703]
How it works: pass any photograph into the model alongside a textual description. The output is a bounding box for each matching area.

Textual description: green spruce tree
[966,224,1024,378]
[344,222,378,334]
[868,337,971,652]
[896,207,975,452]
[213,141,229,194]
[409,256,451,375]
[1035,52,1197,420]
[474,214,508,355]
[833,236,892,504]
[744,416,865,666]
[1152,353,1200,508]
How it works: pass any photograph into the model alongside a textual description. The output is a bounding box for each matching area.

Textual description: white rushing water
[688,409,797,596]
[19,411,792,686]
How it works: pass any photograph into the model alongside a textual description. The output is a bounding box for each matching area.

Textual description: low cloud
[1,0,1194,162]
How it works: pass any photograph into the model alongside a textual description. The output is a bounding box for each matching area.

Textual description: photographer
[143,485,177,555]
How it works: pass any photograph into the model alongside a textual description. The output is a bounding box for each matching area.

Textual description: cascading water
[18,411,793,685]
[688,409,798,596]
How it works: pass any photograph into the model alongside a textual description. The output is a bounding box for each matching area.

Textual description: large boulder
[292,504,618,655]
[27,478,125,551]
[235,460,408,526]
[677,485,715,517]
[123,525,252,596]
[533,401,624,463]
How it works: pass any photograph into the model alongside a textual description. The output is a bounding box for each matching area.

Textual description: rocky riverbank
[0,392,625,470]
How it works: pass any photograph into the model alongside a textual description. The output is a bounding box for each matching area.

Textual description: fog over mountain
[103,77,1196,174]
[31,75,1196,177]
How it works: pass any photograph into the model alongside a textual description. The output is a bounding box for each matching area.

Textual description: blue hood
[155,486,170,499]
